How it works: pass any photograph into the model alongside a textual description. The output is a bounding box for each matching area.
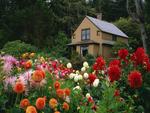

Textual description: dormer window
[81,28,90,40]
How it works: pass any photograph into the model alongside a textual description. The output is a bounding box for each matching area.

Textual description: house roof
[67,40,99,46]
[86,16,128,38]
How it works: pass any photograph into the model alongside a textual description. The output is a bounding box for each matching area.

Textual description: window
[112,35,117,41]
[81,46,88,56]
[81,28,90,40]
[97,31,100,36]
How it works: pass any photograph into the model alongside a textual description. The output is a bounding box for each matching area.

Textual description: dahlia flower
[20,98,30,109]
[128,70,142,89]
[26,106,37,113]
[118,49,128,60]
[93,79,100,87]
[83,73,89,79]
[3,76,17,90]
[67,62,72,69]
[108,65,121,82]
[83,61,89,68]
[36,97,46,110]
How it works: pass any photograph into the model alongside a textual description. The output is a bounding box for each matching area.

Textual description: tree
[114,18,142,50]
[127,0,148,53]
[92,0,128,21]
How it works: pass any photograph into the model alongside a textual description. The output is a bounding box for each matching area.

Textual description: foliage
[114,18,142,50]
[1,40,38,57]
[92,0,128,21]
[0,47,150,112]
[84,54,95,66]
[50,32,70,58]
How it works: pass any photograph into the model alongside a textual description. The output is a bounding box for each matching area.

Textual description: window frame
[112,35,117,41]
[97,30,101,36]
[81,28,90,41]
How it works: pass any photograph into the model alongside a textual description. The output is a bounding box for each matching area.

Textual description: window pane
[81,29,90,40]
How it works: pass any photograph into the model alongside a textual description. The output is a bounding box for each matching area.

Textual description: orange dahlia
[20,98,30,109]
[54,81,61,90]
[26,106,37,113]
[49,98,58,109]
[13,81,25,94]
[24,60,32,69]
[64,88,71,96]
[62,102,69,111]
[56,89,64,98]
[32,70,45,82]
[36,97,46,110]
[54,111,60,113]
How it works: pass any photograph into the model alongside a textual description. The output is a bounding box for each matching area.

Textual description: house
[67,16,128,58]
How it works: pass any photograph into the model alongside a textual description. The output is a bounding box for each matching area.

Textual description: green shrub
[70,51,84,70]
[50,32,70,58]
[85,54,95,66]
[1,40,38,57]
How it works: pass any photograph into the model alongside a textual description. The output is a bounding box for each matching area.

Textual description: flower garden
[0,47,150,113]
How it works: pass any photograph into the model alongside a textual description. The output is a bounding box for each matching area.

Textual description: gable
[72,17,100,43]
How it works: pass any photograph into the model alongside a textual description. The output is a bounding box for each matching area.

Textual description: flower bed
[0,47,150,113]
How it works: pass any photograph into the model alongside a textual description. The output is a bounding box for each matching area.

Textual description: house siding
[102,32,112,41]
[72,17,102,43]
[102,45,112,58]
[71,16,128,58]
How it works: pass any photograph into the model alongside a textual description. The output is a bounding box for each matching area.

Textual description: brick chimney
[97,13,102,20]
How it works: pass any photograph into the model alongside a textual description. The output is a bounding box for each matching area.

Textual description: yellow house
[67,16,128,58]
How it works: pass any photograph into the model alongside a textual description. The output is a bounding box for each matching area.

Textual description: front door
[80,45,88,56]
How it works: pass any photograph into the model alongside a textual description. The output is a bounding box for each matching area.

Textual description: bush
[114,18,142,50]
[1,40,38,57]
[70,51,84,70]
[85,54,96,66]
[50,32,70,58]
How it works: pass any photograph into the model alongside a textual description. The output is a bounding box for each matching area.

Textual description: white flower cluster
[93,79,100,87]
[73,86,81,90]
[81,61,89,72]
[74,74,83,82]
[67,62,72,68]
[86,93,91,98]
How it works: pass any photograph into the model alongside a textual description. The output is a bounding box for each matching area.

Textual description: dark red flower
[108,65,121,82]
[93,56,105,71]
[109,59,120,67]
[88,74,97,83]
[118,49,128,60]
[114,89,120,97]
[133,47,146,65]
[88,97,94,103]
[128,71,142,89]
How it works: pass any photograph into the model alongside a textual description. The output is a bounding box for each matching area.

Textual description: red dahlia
[109,59,120,67]
[108,65,121,82]
[88,74,97,83]
[134,47,146,65]
[93,56,105,70]
[118,49,128,60]
[128,71,142,89]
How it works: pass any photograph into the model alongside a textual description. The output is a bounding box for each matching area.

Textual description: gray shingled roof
[87,16,128,38]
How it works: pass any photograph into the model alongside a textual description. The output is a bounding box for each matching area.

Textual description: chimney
[97,13,102,20]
